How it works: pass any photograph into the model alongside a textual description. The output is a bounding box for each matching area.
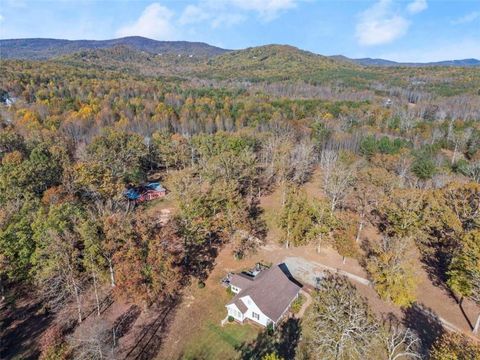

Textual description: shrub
[197,281,205,289]
[412,155,436,180]
[290,294,305,314]
[452,159,469,174]
[228,315,234,322]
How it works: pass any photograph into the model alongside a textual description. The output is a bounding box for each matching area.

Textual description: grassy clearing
[180,321,258,360]
[158,267,259,360]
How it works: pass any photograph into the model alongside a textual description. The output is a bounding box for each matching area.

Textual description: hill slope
[195,44,366,83]
[0,36,229,60]
[331,56,480,68]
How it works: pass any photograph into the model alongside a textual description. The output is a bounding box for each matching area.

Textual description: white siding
[240,295,272,327]
[226,304,244,322]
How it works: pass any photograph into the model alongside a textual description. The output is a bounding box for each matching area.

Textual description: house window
[252,312,260,320]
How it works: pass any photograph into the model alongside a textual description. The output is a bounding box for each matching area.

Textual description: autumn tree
[332,212,359,264]
[279,186,317,248]
[447,230,480,333]
[150,131,190,171]
[31,203,86,323]
[353,166,397,242]
[300,274,381,360]
[366,236,418,307]
[429,332,480,360]
[279,187,338,250]
[86,129,148,184]
[0,198,38,282]
[111,214,182,306]
[79,219,108,316]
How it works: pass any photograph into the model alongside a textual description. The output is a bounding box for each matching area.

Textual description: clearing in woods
[156,169,479,359]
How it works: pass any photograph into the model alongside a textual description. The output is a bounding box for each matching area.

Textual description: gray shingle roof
[232,298,248,313]
[230,273,255,290]
[228,264,301,322]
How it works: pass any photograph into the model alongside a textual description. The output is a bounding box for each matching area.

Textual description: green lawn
[180,321,259,360]
[175,276,259,360]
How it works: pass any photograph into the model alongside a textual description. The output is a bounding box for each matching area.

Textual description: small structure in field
[224,263,301,328]
[124,182,166,203]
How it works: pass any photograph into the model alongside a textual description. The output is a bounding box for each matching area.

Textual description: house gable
[226,264,301,327]
[240,295,272,327]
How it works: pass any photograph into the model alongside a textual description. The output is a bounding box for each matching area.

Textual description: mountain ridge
[345,57,480,67]
[1,37,479,68]
[0,36,229,59]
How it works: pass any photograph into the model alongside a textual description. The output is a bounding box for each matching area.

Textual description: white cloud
[179,0,297,28]
[210,13,246,28]
[116,3,177,40]
[179,4,209,25]
[380,38,480,62]
[407,0,427,15]
[230,0,298,20]
[356,0,410,46]
[179,2,246,28]
[452,11,480,25]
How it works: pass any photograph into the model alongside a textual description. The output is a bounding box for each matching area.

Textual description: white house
[225,264,301,328]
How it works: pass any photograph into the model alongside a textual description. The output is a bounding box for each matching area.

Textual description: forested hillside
[0,36,228,59]
[1,41,479,360]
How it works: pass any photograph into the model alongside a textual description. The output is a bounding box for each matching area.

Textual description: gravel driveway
[283,256,371,287]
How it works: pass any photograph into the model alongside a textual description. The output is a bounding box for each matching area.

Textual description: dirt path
[295,290,312,319]
[259,169,479,341]
[282,253,476,338]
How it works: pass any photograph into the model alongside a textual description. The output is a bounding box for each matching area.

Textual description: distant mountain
[54,44,360,82]
[339,57,480,67]
[2,36,478,70]
[198,44,359,82]
[0,36,229,60]
[58,45,211,77]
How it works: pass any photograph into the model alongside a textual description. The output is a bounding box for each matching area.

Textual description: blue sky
[1,0,479,62]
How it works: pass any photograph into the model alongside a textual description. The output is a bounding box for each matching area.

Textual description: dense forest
[1,43,479,360]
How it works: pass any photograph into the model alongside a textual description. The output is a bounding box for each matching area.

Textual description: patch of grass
[169,277,259,360]
[181,321,258,359]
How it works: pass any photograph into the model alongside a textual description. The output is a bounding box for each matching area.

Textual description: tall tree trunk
[356,218,364,243]
[73,283,82,324]
[281,180,287,207]
[451,142,458,165]
[286,227,290,249]
[316,234,322,254]
[331,196,337,212]
[92,270,100,316]
[474,313,480,334]
[0,276,5,302]
[108,260,115,287]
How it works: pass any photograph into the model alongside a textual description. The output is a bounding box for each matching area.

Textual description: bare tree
[465,161,480,183]
[450,127,472,165]
[382,318,423,360]
[320,150,355,211]
[290,139,315,184]
[69,319,112,360]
